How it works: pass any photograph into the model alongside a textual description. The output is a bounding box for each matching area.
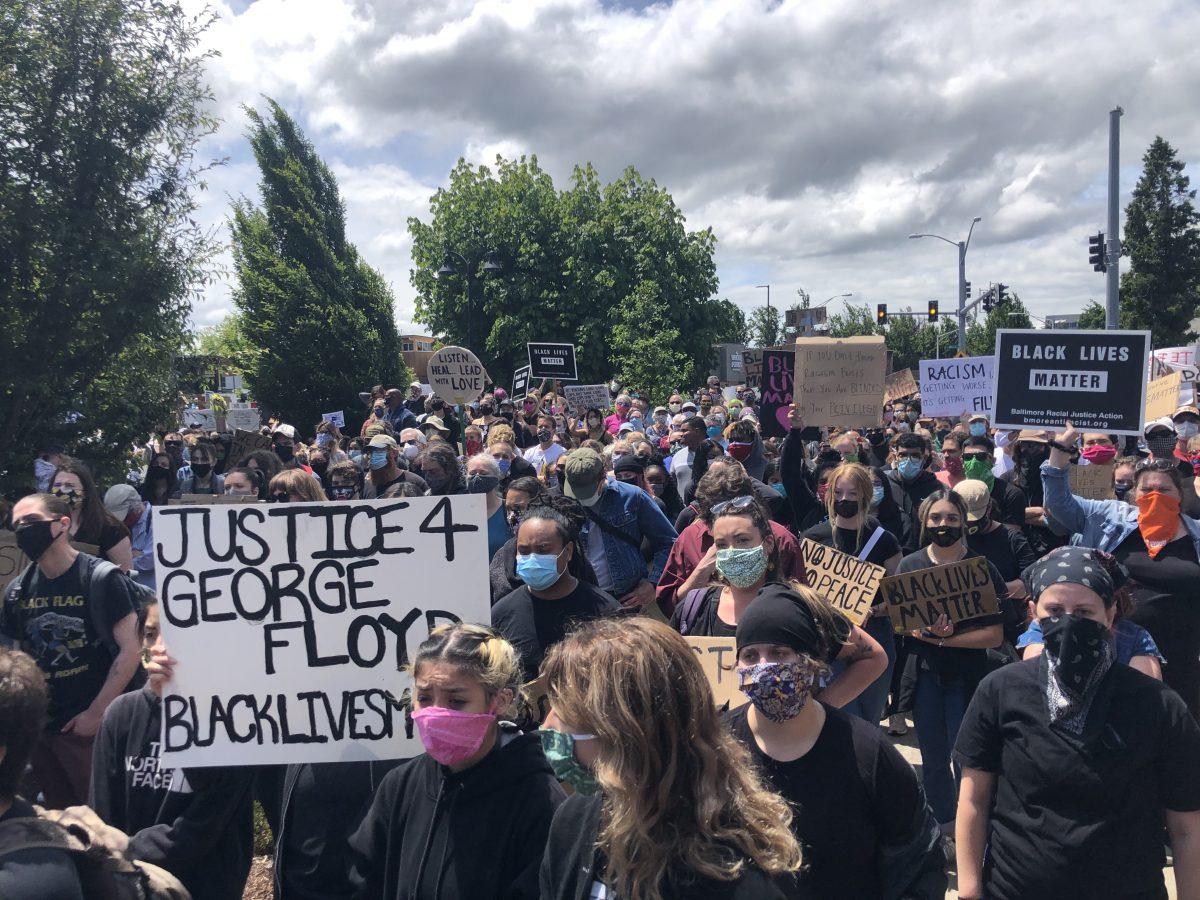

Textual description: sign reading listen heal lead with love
[154,496,490,767]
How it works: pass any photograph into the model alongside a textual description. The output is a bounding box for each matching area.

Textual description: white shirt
[522,442,566,475]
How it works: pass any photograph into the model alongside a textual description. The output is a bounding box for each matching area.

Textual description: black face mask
[271,492,290,504]
[1019,446,1049,468]
[467,474,500,495]
[274,444,294,462]
[191,463,212,478]
[929,525,963,547]
[968,515,989,535]
[1041,614,1112,695]
[537,429,553,443]
[833,499,859,519]
[16,520,58,561]
[480,405,495,417]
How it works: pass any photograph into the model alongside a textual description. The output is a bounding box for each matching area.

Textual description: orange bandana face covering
[1136,491,1181,558]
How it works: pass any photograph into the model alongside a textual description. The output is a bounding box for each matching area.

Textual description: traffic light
[1089,232,1107,272]
[996,283,1008,304]
[877,304,888,326]
[962,281,971,302]
[982,286,996,313]
[928,300,939,322]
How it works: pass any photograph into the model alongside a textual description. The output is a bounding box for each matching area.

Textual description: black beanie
[735,583,821,656]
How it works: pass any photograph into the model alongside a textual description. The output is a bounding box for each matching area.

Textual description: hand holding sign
[786,405,804,431]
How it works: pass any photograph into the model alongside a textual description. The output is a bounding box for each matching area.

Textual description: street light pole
[755,284,772,343]
[1106,107,1123,328]
[436,250,503,352]
[909,216,981,352]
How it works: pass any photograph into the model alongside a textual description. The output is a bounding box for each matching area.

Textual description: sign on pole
[799,539,885,627]
[563,384,611,417]
[1145,371,1184,422]
[154,495,491,767]
[918,356,995,418]
[428,346,486,406]
[881,557,998,634]
[991,329,1151,435]
[883,369,918,404]
[792,336,888,430]
[527,343,578,381]
[511,366,531,400]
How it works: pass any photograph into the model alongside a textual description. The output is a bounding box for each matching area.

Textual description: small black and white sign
[511,366,531,400]
[527,342,578,380]
[992,328,1151,435]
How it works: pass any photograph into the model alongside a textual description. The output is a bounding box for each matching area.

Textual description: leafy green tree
[194,313,258,376]
[747,305,782,348]
[964,292,1032,357]
[1077,301,1107,330]
[231,100,407,430]
[610,282,692,401]
[717,300,749,345]
[827,303,880,338]
[1120,137,1200,346]
[0,0,219,484]
[409,157,741,391]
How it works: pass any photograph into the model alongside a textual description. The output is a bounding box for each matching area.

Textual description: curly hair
[0,648,48,797]
[543,618,803,900]
[695,461,753,522]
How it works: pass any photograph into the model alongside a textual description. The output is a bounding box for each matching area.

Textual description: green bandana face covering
[963,457,995,489]
[539,729,598,795]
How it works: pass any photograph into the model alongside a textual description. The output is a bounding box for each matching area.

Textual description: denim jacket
[582,478,677,596]
[1040,461,1200,556]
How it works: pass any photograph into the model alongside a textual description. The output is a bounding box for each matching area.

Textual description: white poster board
[321,411,345,428]
[563,384,611,416]
[428,346,486,406]
[225,408,262,432]
[155,496,491,767]
[183,409,216,430]
[918,356,996,418]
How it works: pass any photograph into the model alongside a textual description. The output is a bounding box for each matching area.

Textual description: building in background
[401,334,437,383]
[1044,314,1081,329]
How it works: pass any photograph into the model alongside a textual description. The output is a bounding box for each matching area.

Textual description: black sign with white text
[527,343,578,380]
[512,366,531,400]
[992,329,1150,435]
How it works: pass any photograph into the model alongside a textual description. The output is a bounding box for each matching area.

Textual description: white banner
[918,356,995,418]
[225,408,262,431]
[1151,347,1197,406]
[155,496,491,767]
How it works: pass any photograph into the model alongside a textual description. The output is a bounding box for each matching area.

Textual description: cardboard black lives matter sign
[992,328,1150,436]
[527,342,578,380]
[881,556,998,635]
[512,365,531,400]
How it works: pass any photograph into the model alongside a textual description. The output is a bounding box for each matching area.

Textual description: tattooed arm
[818,623,887,708]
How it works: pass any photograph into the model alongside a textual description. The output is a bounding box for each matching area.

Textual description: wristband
[1049,440,1074,453]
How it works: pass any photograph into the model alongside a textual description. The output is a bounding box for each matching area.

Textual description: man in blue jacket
[561,448,677,610]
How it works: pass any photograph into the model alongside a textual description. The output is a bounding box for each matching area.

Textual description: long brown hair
[51,460,122,544]
[543,618,802,900]
[823,462,874,551]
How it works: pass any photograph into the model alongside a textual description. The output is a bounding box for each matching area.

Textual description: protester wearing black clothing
[886,433,943,540]
[960,436,1028,528]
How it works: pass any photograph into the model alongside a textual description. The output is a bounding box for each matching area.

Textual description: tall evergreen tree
[1120,137,1200,346]
[232,100,407,428]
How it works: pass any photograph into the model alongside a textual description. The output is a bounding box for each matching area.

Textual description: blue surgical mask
[969,422,987,437]
[872,484,885,506]
[369,449,390,470]
[496,458,511,476]
[516,548,566,591]
[707,425,722,440]
[896,457,923,480]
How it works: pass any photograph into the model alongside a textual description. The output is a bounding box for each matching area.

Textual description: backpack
[0,811,187,900]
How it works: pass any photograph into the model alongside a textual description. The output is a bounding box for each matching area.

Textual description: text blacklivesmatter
[880,557,998,635]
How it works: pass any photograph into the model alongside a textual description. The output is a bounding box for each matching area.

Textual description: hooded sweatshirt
[89,687,254,900]
[348,726,565,900]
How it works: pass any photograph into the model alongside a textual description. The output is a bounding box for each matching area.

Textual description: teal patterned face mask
[539,729,598,795]
[715,544,768,588]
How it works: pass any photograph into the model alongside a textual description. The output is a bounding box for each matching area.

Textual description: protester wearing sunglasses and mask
[959,435,1028,529]
[955,547,1200,900]
[348,624,564,900]
[361,434,429,499]
[1043,421,1200,719]
[724,585,946,900]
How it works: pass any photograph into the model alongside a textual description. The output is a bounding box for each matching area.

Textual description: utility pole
[957,242,968,350]
[1106,107,1123,328]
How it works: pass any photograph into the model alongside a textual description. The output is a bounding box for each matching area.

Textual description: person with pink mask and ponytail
[348,623,564,899]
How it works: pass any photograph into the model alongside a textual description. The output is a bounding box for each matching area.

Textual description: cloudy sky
[183,0,1200,336]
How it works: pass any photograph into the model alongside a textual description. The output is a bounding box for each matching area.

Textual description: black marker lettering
[160,570,198,628]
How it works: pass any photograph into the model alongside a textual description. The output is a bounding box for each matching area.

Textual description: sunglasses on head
[710,495,757,517]
[1135,458,1178,475]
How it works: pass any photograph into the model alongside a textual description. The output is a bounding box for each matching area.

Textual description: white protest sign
[322,411,345,428]
[183,409,216,430]
[563,384,611,416]
[918,356,996,418]
[155,496,491,767]
[225,408,262,432]
[428,346,486,406]
[1150,347,1198,406]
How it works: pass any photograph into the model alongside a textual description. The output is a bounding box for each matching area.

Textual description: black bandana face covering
[1040,614,1114,732]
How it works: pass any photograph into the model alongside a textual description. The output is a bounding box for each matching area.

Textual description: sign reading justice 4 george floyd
[154,496,490,767]
[991,329,1151,436]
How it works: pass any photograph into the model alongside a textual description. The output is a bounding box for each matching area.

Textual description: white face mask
[1176,421,1199,439]
[403,443,420,460]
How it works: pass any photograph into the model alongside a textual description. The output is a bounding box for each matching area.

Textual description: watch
[1049,440,1074,453]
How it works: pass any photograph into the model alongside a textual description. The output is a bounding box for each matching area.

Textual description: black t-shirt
[0,798,85,900]
[669,586,736,637]
[0,557,135,729]
[966,523,1038,583]
[491,579,622,679]
[1115,529,1200,719]
[954,658,1200,899]
[724,703,926,900]
[802,517,901,567]
[989,478,1028,529]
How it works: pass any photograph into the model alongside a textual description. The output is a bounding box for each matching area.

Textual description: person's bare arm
[1168,808,1200,900]
[105,537,134,573]
[819,625,887,708]
[956,767,997,900]
[675,545,718,602]
[1022,641,1044,660]
[910,616,1002,650]
[1129,654,1164,680]
[62,612,139,737]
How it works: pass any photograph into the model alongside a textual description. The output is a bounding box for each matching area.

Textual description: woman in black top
[669,495,887,709]
[954,547,1200,900]
[50,461,132,568]
[538,617,806,899]
[895,489,1005,830]
[725,586,946,900]
[803,463,903,725]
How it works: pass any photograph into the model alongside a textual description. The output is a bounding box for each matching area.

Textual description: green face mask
[841,452,859,464]
[539,729,599,795]
[963,457,995,488]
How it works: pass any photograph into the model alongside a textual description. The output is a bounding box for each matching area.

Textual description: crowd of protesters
[2,372,1199,899]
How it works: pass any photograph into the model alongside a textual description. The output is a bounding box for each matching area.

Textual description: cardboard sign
[799,539,886,627]
[883,369,918,404]
[322,411,345,429]
[758,350,795,439]
[991,329,1151,435]
[170,494,259,506]
[881,556,998,634]
[225,408,262,432]
[684,637,747,710]
[743,349,763,389]
[563,384,611,417]
[0,535,102,594]
[183,409,216,430]
[523,675,552,726]
[1069,463,1116,501]
[1145,371,1184,422]
[918,356,996,418]
[527,343,578,381]
[228,429,272,468]
[428,346,486,405]
[512,366,531,400]
[792,336,888,429]
[155,495,491,767]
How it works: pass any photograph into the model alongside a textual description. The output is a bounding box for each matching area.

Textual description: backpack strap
[79,554,121,655]
[858,526,886,561]
[678,587,708,636]
[582,505,642,550]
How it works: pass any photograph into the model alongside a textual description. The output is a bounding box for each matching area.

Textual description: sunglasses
[270,493,290,503]
[962,452,990,461]
[710,495,758,517]
[1134,458,1179,475]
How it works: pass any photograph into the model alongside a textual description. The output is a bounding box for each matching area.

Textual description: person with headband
[537,617,803,899]
[1043,421,1200,719]
[725,585,946,899]
[954,546,1200,900]
[348,623,564,899]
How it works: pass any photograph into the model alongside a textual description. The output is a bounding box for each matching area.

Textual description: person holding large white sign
[154,495,492,767]
[918,356,995,418]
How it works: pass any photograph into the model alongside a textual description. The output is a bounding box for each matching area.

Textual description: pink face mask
[727,441,752,462]
[412,705,496,767]
[1081,445,1117,465]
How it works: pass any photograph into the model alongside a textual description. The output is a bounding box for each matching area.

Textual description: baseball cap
[653,406,667,415]
[1015,430,1049,443]
[367,434,398,450]
[618,421,635,434]
[955,479,991,522]
[422,415,450,435]
[681,400,698,411]
[274,423,296,439]
[563,449,606,502]
[410,381,421,388]
[1173,405,1200,420]
[103,484,141,519]
[1144,416,1177,436]
[967,413,988,423]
